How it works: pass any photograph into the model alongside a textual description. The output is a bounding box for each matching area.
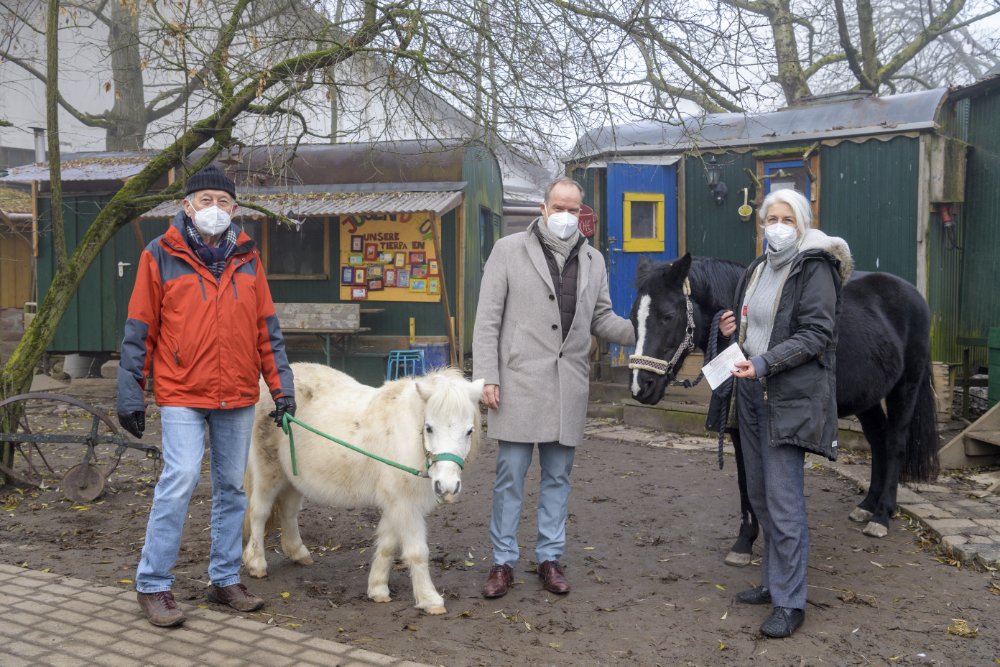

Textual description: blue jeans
[135,405,255,593]
[490,441,575,566]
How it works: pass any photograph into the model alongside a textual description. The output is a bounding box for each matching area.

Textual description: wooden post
[429,213,459,367]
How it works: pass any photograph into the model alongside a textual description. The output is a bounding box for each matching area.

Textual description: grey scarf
[535,216,580,271]
[740,240,799,357]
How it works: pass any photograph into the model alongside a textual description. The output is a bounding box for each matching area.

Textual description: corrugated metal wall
[957,91,1000,368]
[819,136,919,282]
[684,153,758,265]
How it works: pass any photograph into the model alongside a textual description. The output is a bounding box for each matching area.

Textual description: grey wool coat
[473,219,635,447]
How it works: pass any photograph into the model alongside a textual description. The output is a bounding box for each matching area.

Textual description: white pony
[242,362,483,615]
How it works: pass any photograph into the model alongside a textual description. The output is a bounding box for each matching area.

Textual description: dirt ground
[2,386,1000,666]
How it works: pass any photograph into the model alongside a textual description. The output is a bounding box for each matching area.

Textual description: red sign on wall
[578,204,597,238]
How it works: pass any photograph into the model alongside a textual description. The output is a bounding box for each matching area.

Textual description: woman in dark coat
[717,188,853,638]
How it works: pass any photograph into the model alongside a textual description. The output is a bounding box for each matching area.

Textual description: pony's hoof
[863,521,889,538]
[245,563,268,578]
[849,507,873,523]
[294,556,315,566]
[423,605,447,615]
[724,551,752,567]
[369,593,392,603]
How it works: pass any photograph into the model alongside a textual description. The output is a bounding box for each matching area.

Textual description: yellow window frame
[623,192,664,252]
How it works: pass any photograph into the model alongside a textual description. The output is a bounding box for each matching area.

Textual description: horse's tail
[901,362,940,483]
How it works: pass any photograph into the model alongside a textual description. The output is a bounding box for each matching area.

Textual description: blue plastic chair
[386,349,426,380]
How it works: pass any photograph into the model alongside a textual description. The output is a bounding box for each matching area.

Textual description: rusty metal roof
[571,88,949,160]
[139,189,464,220]
[0,152,154,183]
[0,185,32,214]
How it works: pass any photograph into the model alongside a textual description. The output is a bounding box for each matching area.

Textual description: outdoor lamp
[706,155,728,206]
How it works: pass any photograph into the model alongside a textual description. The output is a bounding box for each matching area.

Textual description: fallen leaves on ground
[947,618,978,638]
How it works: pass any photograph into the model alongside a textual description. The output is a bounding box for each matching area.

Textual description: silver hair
[759,188,811,238]
[544,176,584,203]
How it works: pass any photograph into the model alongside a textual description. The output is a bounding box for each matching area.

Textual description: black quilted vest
[535,227,585,341]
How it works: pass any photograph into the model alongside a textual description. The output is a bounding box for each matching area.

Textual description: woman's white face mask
[545,207,580,240]
[764,222,797,251]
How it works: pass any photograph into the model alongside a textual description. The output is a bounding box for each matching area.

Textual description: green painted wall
[956,91,1000,368]
[460,146,504,357]
[683,153,758,264]
[818,136,919,282]
[36,194,167,353]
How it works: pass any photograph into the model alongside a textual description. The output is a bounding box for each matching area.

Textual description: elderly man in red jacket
[117,164,295,627]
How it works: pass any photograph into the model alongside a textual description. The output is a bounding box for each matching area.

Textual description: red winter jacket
[117,213,294,412]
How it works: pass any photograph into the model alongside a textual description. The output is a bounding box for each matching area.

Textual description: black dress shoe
[736,586,772,605]
[760,606,805,638]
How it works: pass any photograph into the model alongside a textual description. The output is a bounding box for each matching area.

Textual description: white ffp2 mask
[191,206,232,237]
[764,223,797,251]
[546,209,580,240]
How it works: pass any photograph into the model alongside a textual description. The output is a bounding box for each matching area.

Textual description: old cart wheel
[0,393,156,501]
[62,463,106,502]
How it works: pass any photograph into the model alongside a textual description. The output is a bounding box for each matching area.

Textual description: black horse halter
[628,278,696,379]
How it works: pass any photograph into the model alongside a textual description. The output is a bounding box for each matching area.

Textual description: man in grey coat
[473,176,635,598]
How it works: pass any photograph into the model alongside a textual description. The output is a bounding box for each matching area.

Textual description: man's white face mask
[545,207,580,240]
[191,205,232,237]
[764,223,797,251]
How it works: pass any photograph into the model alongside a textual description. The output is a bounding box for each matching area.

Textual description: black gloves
[269,396,296,428]
[118,411,145,438]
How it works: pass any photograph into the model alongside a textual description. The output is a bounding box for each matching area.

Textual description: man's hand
[269,396,296,427]
[481,384,500,410]
[731,359,757,379]
[118,411,145,439]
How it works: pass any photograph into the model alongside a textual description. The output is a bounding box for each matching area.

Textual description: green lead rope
[280,412,464,477]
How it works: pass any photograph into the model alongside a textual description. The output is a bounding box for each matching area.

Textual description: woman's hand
[719,310,736,338]
[731,359,757,379]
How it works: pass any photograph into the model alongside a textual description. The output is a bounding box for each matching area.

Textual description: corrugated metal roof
[138,190,464,220]
[0,152,154,183]
[571,88,949,160]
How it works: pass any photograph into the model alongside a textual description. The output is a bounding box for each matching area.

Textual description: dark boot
[137,591,185,627]
[207,583,265,612]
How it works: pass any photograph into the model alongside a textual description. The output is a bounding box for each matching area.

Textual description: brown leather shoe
[137,591,185,627]
[207,583,265,612]
[483,563,514,598]
[537,560,570,594]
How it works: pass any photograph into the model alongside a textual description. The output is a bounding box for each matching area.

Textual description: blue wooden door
[606,162,678,367]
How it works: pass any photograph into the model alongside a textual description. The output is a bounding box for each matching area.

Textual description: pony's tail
[901,363,940,483]
[242,462,254,545]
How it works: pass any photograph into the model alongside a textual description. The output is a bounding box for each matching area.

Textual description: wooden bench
[274,302,373,368]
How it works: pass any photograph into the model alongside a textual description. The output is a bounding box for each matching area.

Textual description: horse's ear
[468,378,485,403]
[415,379,432,402]
[665,253,692,286]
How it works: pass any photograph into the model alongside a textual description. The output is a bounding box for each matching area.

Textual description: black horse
[629,253,939,565]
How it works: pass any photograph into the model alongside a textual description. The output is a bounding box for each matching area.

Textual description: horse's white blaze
[243,363,483,614]
[631,294,652,395]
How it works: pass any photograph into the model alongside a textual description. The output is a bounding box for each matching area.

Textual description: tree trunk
[106,1,147,151]
[768,0,811,103]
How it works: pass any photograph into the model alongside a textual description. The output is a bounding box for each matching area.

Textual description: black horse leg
[725,429,759,566]
[863,383,922,537]
[852,406,888,524]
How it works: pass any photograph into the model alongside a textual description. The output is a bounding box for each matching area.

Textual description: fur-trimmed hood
[799,228,853,283]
